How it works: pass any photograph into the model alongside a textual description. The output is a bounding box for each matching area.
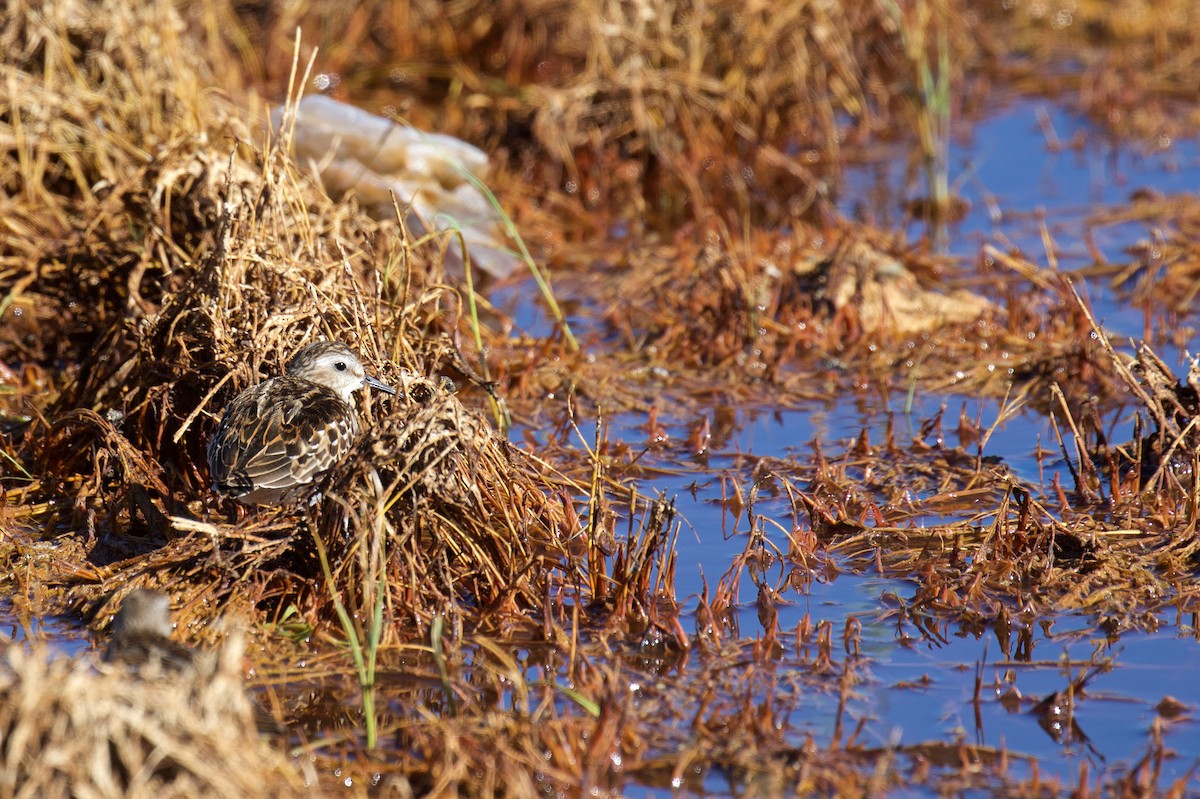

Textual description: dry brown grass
[0,636,310,798]
[5,0,1200,795]
[0,0,694,791]
[0,45,600,782]
[196,0,905,231]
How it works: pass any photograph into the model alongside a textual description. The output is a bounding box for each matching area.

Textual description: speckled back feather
[206,342,392,505]
[208,377,359,504]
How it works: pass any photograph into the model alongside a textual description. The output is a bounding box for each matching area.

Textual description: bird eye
[335,361,347,372]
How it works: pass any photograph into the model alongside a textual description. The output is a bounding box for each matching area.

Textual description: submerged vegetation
[3,0,1200,795]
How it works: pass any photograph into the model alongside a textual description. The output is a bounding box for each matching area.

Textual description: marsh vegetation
[4,0,1200,795]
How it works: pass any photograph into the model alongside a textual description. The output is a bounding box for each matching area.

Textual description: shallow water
[573,397,1200,791]
[530,98,1200,792]
[848,99,1200,353]
[0,597,94,657]
[7,92,1200,793]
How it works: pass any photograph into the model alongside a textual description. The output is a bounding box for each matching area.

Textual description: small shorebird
[207,341,396,505]
[104,588,196,672]
[104,589,289,735]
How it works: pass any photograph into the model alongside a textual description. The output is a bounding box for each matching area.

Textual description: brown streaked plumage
[207,341,396,505]
[104,589,196,673]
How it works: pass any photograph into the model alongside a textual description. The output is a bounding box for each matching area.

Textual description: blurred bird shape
[103,588,198,673]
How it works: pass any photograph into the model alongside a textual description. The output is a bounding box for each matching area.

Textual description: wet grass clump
[0,634,308,797]
[6,0,1200,795]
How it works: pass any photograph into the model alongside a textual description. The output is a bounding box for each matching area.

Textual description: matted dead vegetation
[4,0,1200,795]
[0,635,311,798]
[978,0,1200,142]
[0,0,581,785]
[0,0,582,632]
[194,0,905,227]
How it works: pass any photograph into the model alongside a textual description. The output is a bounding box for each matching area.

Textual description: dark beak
[365,374,397,395]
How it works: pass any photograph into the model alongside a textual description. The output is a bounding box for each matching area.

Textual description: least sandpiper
[104,588,196,672]
[207,341,396,505]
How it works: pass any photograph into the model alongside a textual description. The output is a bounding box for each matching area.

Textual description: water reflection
[536,388,1200,790]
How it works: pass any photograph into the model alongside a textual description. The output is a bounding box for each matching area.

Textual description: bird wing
[208,378,357,501]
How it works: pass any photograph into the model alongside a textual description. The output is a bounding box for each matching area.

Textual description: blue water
[0,597,94,657]
[846,99,1200,354]
[531,99,1200,793]
[568,392,1200,791]
[7,96,1200,793]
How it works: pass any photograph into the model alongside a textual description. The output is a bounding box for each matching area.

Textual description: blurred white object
[272,95,519,280]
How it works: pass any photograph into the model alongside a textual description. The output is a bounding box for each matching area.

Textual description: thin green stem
[311,520,380,749]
